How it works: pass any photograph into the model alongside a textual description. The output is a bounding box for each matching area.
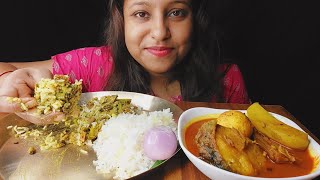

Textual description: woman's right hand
[0,68,52,113]
[0,68,65,125]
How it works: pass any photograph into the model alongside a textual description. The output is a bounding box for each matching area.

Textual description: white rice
[92,108,177,180]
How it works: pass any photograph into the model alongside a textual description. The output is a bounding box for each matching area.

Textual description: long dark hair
[105,0,227,102]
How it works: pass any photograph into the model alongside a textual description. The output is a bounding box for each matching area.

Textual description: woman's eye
[134,11,149,18]
[169,9,187,17]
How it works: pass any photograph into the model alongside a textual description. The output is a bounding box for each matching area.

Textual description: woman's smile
[145,46,174,57]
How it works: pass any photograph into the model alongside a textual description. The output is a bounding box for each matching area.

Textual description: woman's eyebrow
[129,0,191,8]
[170,0,191,7]
[129,1,150,8]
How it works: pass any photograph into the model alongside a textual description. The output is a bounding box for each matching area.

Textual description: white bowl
[177,107,320,180]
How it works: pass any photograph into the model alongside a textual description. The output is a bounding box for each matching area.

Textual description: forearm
[0,60,53,84]
[0,62,18,85]
[0,62,18,72]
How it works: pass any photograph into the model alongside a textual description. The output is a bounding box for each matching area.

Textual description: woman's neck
[150,75,181,101]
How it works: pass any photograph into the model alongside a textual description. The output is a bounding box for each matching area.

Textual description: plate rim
[0,91,183,180]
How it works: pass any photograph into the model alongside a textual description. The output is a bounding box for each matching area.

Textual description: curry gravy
[184,118,315,178]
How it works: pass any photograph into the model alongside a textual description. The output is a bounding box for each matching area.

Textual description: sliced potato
[215,125,266,176]
[247,102,309,150]
[217,110,253,137]
[244,141,267,172]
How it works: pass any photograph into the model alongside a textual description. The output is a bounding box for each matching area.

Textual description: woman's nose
[151,17,171,41]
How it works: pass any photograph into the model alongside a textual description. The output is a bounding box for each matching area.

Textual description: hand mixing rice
[92,108,177,180]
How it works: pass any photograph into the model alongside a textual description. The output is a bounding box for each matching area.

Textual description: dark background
[1,0,319,138]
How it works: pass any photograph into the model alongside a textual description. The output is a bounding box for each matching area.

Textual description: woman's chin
[142,63,175,75]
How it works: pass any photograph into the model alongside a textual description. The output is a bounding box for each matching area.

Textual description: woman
[0,0,250,123]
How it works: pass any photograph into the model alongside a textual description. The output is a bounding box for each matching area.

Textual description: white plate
[0,91,183,180]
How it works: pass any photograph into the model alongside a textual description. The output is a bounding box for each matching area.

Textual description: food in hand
[247,102,309,150]
[34,75,82,115]
[217,110,253,137]
[6,97,29,111]
[143,126,177,160]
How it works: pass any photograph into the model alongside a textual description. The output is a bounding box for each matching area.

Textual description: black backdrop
[1,0,319,138]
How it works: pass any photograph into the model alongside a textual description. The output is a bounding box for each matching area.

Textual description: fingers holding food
[1,74,80,125]
[0,68,53,114]
[0,97,37,113]
[0,68,52,98]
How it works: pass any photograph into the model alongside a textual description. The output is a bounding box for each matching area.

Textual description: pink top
[52,46,250,104]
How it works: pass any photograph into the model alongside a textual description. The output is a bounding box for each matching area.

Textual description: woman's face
[123,0,193,75]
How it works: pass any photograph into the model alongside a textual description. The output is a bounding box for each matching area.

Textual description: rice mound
[92,108,177,180]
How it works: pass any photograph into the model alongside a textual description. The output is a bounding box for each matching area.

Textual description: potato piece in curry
[217,110,253,138]
[195,119,267,176]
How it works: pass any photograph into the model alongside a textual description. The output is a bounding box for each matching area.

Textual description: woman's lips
[146,47,173,57]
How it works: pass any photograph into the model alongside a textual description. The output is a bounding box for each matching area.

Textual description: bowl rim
[177,107,320,180]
